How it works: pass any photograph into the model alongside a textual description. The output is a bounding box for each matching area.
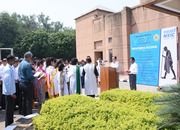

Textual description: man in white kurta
[111,56,120,88]
[83,63,98,97]
[68,65,82,95]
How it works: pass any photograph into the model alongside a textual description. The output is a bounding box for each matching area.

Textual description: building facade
[75,4,180,76]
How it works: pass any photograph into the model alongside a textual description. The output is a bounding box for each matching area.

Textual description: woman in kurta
[37,60,46,105]
[46,57,58,98]
[57,63,69,96]
[68,58,81,95]
[83,56,99,98]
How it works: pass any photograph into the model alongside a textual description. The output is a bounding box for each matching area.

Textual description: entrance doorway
[95,51,103,62]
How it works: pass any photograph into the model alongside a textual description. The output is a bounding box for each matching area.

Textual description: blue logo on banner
[163,28,176,38]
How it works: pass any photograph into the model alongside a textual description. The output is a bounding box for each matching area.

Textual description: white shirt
[42,62,46,71]
[0,64,6,80]
[80,66,84,76]
[84,64,98,95]
[65,65,70,73]
[97,60,105,67]
[111,61,120,73]
[129,62,138,74]
[2,64,16,95]
[96,65,101,82]
[68,65,82,95]
[13,65,19,81]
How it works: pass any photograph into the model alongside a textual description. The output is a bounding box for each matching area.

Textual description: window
[109,49,113,62]
[108,37,112,43]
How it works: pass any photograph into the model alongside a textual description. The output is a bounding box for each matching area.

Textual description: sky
[0,0,140,29]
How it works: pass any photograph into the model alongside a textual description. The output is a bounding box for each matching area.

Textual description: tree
[0,12,21,58]
[51,31,76,59]
[15,30,76,59]
[53,21,63,33]
[37,13,63,33]
[20,14,38,32]
[0,11,76,59]
[0,12,20,47]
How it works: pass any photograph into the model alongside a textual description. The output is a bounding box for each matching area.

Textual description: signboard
[130,27,177,86]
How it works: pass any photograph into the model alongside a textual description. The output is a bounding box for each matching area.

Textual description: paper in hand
[33,72,41,77]
[38,74,45,80]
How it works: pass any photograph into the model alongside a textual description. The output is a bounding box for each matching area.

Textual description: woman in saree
[46,57,58,98]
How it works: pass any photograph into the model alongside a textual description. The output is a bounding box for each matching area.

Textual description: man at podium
[110,56,120,88]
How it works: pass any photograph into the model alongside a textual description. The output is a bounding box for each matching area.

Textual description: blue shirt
[18,59,35,82]
[3,64,16,95]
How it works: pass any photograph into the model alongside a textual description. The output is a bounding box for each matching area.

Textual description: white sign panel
[159,26,177,86]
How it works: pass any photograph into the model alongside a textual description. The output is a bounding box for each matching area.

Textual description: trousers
[1,84,6,109]
[116,73,119,88]
[5,95,15,127]
[129,74,137,90]
[15,83,20,108]
[19,82,33,116]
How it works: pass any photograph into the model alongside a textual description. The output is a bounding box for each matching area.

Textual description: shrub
[33,90,161,130]
[100,89,160,105]
[154,84,180,129]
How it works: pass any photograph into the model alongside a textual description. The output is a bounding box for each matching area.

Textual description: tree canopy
[0,12,76,59]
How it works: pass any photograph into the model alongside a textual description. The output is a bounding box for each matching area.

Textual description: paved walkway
[0,109,39,129]
[0,79,160,129]
[119,81,159,93]
[119,75,159,93]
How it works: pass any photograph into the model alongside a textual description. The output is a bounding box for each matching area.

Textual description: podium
[100,67,116,93]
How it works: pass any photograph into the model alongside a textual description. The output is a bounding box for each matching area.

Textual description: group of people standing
[0,50,138,127]
[45,56,99,98]
[0,52,102,127]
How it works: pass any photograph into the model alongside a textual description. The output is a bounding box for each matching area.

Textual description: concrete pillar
[11,48,13,55]
[121,7,132,74]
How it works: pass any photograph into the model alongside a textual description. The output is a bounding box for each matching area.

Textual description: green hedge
[33,89,161,130]
[100,89,160,104]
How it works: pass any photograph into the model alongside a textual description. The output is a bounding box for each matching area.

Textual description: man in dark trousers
[18,51,35,116]
[127,57,138,90]
[13,59,20,110]
[162,46,176,80]
[2,55,16,127]
[0,58,7,109]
